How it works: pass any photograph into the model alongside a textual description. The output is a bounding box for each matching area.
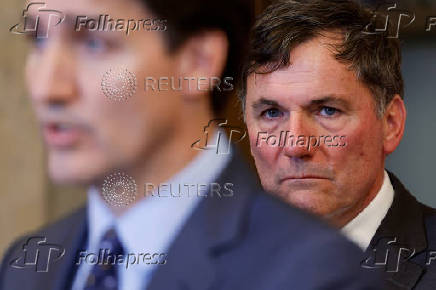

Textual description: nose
[27,37,77,107]
[282,111,317,159]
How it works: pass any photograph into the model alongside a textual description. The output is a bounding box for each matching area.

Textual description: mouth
[43,122,82,149]
[280,176,329,183]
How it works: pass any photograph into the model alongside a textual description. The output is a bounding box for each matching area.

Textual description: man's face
[245,35,387,224]
[26,0,182,184]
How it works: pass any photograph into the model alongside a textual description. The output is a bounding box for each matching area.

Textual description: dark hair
[141,0,253,114]
[239,0,404,117]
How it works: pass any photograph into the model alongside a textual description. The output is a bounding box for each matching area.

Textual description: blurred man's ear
[383,94,407,155]
[175,30,228,100]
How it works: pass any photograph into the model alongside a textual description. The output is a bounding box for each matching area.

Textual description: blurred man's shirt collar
[73,130,232,290]
[341,170,394,250]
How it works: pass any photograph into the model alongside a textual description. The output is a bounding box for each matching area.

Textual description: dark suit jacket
[1,152,381,290]
[363,172,436,289]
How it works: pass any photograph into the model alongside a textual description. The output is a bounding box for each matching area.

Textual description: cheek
[97,102,150,151]
[248,129,282,182]
[26,54,44,99]
[328,122,384,185]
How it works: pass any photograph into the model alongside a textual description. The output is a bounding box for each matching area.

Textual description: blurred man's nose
[29,38,76,107]
[282,111,317,159]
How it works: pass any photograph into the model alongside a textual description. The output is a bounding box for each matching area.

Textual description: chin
[47,154,108,186]
[282,190,331,216]
[49,167,93,185]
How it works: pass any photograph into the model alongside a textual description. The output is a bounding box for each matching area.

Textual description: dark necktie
[84,228,124,290]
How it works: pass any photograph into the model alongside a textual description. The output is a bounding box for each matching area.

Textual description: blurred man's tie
[84,228,124,290]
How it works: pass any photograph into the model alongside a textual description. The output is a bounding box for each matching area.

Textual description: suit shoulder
[249,191,353,246]
[1,207,86,261]
[242,192,381,288]
[35,206,86,237]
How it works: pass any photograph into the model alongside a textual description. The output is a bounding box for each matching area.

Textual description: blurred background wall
[1,0,435,256]
[0,0,86,257]
[1,0,46,257]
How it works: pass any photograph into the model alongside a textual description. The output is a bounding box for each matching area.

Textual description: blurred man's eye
[319,106,340,117]
[82,36,109,53]
[73,30,120,54]
[262,108,283,119]
[26,34,48,50]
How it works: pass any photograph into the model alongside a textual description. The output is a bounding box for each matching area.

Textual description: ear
[383,94,407,155]
[175,30,228,100]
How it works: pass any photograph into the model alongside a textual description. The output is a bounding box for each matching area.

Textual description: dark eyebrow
[251,95,352,112]
[310,95,351,110]
[251,98,280,111]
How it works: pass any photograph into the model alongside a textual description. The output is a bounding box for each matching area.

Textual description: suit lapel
[35,207,88,290]
[146,151,258,290]
[365,172,427,289]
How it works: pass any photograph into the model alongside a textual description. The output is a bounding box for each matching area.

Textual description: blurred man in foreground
[1,0,381,289]
[241,0,436,288]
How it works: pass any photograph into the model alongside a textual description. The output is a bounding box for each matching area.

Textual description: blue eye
[263,108,282,119]
[320,106,338,117]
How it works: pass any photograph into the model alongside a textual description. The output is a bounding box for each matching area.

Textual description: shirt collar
[341,170,394,250]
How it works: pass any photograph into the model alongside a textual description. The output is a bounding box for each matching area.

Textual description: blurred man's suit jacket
[0,150,381,290]
[362,172,436,289]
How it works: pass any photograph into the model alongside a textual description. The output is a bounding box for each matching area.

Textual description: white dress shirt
[72,132,232,290]
[341,170,394,250]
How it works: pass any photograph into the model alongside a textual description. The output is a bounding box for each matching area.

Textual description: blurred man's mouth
[43,122,83,149]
